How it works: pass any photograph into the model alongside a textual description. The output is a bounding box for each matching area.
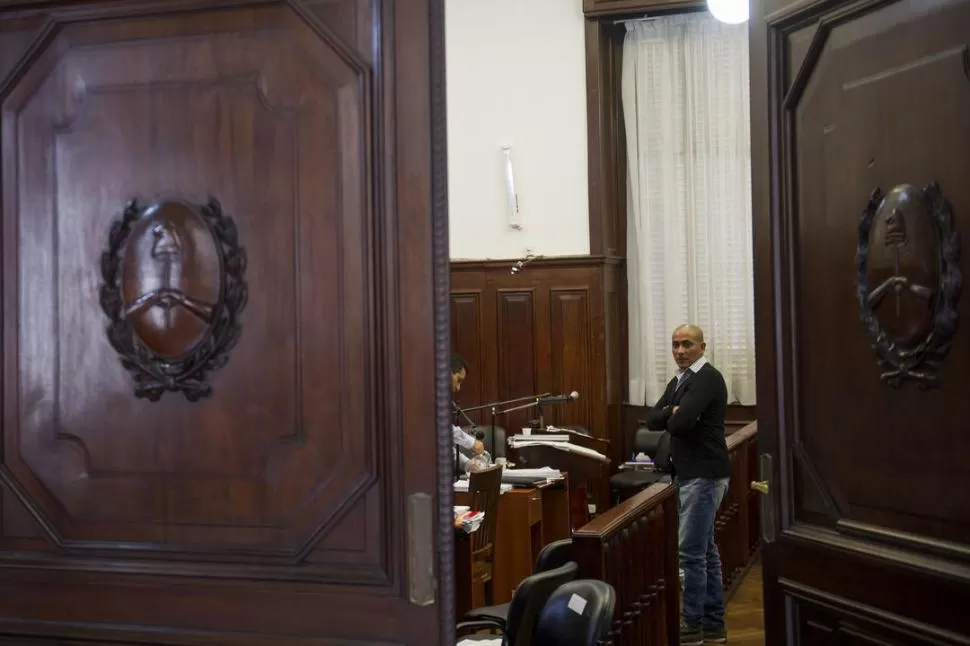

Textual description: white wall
[446,0,590,260]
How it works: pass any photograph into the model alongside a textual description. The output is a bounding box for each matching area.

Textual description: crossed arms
[645,372,718,436]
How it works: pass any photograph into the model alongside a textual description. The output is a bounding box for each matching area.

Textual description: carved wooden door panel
[752,0,970,643]
[0,1,452,645]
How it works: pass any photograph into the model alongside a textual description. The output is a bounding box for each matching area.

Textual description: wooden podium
[507,432,611,527]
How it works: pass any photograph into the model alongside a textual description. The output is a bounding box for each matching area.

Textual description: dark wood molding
[584,19,626,258]
[584,0,705,17]
[450,254,623,272]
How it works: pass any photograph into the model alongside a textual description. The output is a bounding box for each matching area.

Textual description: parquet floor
[724,559,765,645]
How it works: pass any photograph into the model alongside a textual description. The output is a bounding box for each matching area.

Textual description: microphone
[537,391,580,403]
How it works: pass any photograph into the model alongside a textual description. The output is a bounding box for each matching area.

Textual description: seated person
[452,354,485,472]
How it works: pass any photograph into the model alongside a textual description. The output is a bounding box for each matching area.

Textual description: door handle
[757,454,776,544]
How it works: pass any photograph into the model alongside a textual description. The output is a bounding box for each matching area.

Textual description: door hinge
[407,492,436,606]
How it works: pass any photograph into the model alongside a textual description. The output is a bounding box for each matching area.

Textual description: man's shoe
[680,622,704,646]
[703,626,728,643]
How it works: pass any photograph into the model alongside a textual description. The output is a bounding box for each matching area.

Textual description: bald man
[646,324,730,645]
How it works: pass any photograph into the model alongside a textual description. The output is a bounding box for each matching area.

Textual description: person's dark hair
[451,353,468,374]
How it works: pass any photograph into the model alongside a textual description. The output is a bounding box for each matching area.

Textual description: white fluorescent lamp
[707,0,749,24]
[501,145,522,230]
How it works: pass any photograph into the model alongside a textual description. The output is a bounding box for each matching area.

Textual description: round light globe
[707,0,749,24]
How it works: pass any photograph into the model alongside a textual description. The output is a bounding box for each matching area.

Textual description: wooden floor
[725,559,765,645]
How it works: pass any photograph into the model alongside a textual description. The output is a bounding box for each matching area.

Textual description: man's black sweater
[646,362,730,480]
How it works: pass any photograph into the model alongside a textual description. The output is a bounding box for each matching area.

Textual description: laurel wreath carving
[99,198,248,402]
[856,182,961,389]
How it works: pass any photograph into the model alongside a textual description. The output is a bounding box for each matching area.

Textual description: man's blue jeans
[677,476,730,630]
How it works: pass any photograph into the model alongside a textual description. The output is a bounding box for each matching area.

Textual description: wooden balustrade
[572,483,680,646]
[570,422,760,645]
[716,422,760,599]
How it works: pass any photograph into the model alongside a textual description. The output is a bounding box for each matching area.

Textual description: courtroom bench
[569,421,760,646]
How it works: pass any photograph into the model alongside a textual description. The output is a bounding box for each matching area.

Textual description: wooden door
[752,0,970,642]
[0,1,454,644]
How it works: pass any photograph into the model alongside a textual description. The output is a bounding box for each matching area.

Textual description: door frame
[429,0,461,642]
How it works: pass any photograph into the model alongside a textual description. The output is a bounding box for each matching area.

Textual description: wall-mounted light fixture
[510,251,541,275]
[501,145,522,230]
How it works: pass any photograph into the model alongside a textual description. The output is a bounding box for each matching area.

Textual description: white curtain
[622,14,756,406]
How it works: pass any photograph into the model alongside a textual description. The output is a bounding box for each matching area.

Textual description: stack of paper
[509,439,609,462]
[454,507,485,534]
[508,434,570,444]
[503,467,564,481]
[453,480,513,494]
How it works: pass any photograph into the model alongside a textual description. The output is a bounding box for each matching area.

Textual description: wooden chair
[467,464,504,605]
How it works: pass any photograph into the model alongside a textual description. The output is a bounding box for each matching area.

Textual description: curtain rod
[611,15,661,25]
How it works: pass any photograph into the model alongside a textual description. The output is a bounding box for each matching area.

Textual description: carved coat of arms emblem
[856,183,961,388]
[99,198,248,401]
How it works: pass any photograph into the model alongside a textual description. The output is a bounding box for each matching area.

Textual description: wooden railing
[718,421,760,598]
[572,483,680,646]
[570,421,760,645]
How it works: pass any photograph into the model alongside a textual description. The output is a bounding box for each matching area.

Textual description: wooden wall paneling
[603,260,623,445]
[450,289,490,424]
[548,287,593,430]
[496,288,539,432]
[450,257,624,464]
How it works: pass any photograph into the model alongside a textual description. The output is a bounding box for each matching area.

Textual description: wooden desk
[454,530,474,618]
[455,475,571,606]
[540,477,571,543]
[508,441,611,525]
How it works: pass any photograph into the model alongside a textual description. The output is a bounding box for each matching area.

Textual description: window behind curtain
[622,13,756,406]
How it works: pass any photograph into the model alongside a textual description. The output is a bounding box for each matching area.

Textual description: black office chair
[609,426,672,503]
[534,579,615,646]
[457,561,579,646]
[534,539,573,572]
[463,539,575,627]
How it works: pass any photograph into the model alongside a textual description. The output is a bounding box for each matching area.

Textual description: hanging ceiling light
[707,0,749,24]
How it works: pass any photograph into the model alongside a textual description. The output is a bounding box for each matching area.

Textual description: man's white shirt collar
[677,356,708,382]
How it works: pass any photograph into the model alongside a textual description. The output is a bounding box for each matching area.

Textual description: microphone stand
[495,394,577,431]
[495,398,545,418]
[495,398,547,430]
[489,396,550,451]
[459,394,549,458]
[459,393,552,414]
[456,393,563,460]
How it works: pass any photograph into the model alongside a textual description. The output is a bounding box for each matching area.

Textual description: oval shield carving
[99,198,248,402]
[856,182,961,389]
